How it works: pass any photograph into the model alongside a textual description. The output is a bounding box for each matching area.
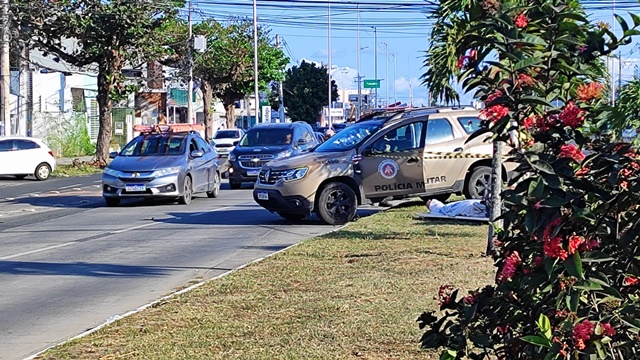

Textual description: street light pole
[373,26,377,109]
[327,0,332,127]
[356,4,361,121]
[381,41,388,108]
[391,53,397,104]
[253,0,260,124]
[187,1,194,125]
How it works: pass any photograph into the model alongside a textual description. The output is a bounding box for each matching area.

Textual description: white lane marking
[110,223,157,234]
[0,242,78,260]
[94,180,102,183]
[4,197,15,201]
[58,183,82,189]
[30,193,40,197]
[49,190,60,194]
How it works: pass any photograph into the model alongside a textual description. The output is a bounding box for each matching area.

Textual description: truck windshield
[315,121,383,152]
[240,128,294,146]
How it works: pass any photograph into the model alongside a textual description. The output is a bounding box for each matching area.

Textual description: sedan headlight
[152,167,181,177]
[103,167,120,177]
[275,150,293,159]
[281,167,308,182]
[229,152,237,161]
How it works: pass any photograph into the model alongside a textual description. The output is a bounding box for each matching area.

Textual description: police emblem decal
[378,159,399,179]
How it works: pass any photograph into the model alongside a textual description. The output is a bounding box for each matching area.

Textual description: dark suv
[227,122,318,189]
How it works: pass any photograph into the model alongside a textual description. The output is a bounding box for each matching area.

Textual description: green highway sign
[363,79,380,89]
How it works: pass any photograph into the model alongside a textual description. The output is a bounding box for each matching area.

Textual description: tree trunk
[202,81,214,141]
[486,139,504,256]
[225,102,235,129]
[95,64,115,165]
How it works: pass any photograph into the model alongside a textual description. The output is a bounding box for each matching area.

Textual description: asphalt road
[0,175,381,360]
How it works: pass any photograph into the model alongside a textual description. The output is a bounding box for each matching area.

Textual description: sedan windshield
[214,130,240,139]
[315,121,383,152]
[240,128,294,146]
[119,135,186,156]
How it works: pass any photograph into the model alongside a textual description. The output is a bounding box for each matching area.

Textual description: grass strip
[37,202,494,360]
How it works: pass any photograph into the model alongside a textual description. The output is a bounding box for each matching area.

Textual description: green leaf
[624,29,640,37]
[440,349,457,360]
[520,33,546,46]
[631,13,640,28]
[564,252,584,280]
[616,14,629,34]
[536,314,552,339]
[531,160,555,174]
[573,280,603,291]
[513,57,544,71]
[566,292,580,312]
[540,196,568,207]
[528,178,544,198]
[521,335,552,348]
[525,211,537,234]
[520,96,554,108]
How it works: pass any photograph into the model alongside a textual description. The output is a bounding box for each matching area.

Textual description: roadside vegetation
[52,163,103,178]
[35,202,494,360]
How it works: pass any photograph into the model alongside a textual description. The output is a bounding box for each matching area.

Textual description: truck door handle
[453,147,463,153]
[407,158,419,165]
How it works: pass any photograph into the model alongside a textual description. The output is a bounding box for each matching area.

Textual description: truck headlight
[281,167,308,182]
[103,167,120,177]
[229,152,237,161]
[152,167,181,177]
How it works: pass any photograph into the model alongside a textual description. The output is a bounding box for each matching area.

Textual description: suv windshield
[214,130,240,139]
[240,128,294,146]
[119,135,186,156]
[315,121,383,152]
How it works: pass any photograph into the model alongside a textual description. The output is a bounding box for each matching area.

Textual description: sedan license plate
[247,169,261,176]
[125,184,146,192]
[257,191,269,200]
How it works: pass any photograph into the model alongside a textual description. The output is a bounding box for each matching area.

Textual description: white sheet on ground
[427,199,488,218]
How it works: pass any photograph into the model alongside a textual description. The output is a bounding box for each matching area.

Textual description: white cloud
[394,76,422,93]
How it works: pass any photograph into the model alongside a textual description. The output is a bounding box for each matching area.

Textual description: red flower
[579,237,600,252]
[559,144,585,163]
[573,320,595,349]
[485,90,503,104]
[516,73,535,89]
[533,256,544,268]
[600,323,616,337]
[577,82,604,101]
[544,236,569,260]
[496,324,510,334]
[462,292,479,305]
[559,102,585,129]
[438,285,456,306]
[543,217,564,242]
[623,276,639,286]
[567,235,585,255]
[514,13,529,28]
[480,104,510,123]
[497,251,522,283]
[619,168,633,178]
[575,166,590,177]
[621,180,629,190]
[522,115,538,130]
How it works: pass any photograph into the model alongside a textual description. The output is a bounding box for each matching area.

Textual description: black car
[227,122,318,189]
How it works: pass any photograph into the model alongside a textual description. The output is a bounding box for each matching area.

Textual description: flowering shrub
[420,1,640,359]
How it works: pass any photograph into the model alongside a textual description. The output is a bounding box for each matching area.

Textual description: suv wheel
[178,175,193,205]
[207,172,221,198]
[316,182,357,225]
[277,212,305,221]
[229,181,242,190]
[465,166,492,199]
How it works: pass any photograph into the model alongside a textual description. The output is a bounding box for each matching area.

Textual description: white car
[0,137,56,180]
[211,129,245,157]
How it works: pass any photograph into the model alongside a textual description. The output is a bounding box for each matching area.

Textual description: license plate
[125,184,146,192]
[247,169,261,176]
[257,191,269,200]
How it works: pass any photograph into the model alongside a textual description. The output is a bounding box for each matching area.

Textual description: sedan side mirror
[190,150,204,158]
[109,151,118,159]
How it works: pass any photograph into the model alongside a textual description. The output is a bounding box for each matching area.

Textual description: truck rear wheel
[316,182,357,225]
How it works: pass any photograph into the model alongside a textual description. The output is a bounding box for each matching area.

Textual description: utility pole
[391,53,397,104]
[373,26,377,109]
[618,51,622,91]
[356,4,361,121]
[327,0,332,128]
[611,0,616,106]
[382,42,388,108]
[187,1,194,124]
[1,0,10,135]
[276,34,285,123]
[253,0,260,125]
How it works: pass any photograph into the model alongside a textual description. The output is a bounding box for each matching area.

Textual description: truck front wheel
[316,182,357,225]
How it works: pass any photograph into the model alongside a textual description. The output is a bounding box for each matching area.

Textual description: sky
[189,0,640,107]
